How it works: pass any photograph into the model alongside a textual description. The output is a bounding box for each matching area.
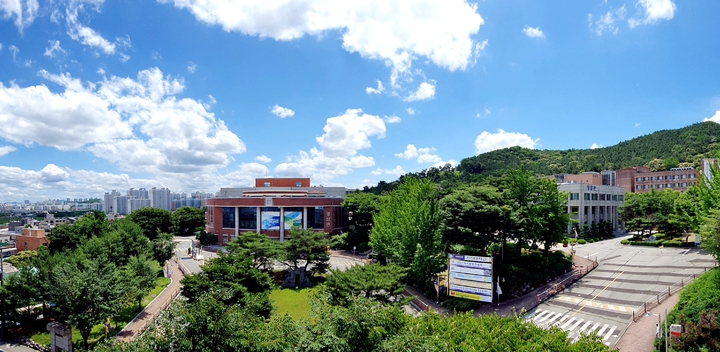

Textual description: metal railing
[630,264,718,322]
[536,259,598,304]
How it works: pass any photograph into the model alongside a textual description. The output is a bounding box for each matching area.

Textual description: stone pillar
[279,206,285,242]
[256,207,261,234]
[234,207,239,239]
[303,207,307,229]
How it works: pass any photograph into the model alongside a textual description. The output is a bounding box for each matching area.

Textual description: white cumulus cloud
[405,107,415,115]
[703,111,720,123]
[395,144,442,163]
[370,166,405,177]
[160,0,485,98]
[366,80,384,95]
[254,155,272,163]
[474,129,539,154]
[187,62,197,73]
[0,145,16,156]
[522,26,545,39]
[383,115,401,124]
[271,104,295,118]
[405,81,436,102]
[590,143,602,149]
[629,0,676,28]
[275,109,385,184]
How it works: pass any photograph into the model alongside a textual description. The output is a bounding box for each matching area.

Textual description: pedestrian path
[528,308,619,346]
[555,295,633,313]
[115,261,185,342]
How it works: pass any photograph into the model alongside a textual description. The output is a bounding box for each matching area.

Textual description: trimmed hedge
[577,239,586,244]
[621,239,695,247]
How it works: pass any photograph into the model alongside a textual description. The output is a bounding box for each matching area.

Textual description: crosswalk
[529,309,619,346]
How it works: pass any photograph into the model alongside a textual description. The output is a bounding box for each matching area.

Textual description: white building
[128,198,151,213]
[150,188,172,211]
[103,190,121,214]
[114,195,134,215]
[558,183,625,235]
[128,188,149,199]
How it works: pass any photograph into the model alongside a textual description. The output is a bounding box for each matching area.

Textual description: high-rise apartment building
[150,187,172,211]
[103,190,121,213]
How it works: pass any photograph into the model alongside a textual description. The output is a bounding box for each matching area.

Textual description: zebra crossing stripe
[548,314,566,327]
[560,317,576,330]
[597,324,609,337]
[603,326,617,341]
[568,319,584,332]
[533,310,550,322]
[577,321,593,333]
[538,312,558,323]
[589,322,601,334]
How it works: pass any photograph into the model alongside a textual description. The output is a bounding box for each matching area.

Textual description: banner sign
[261,211,280,230]
[283,211,302,229]
[447,254,494,302]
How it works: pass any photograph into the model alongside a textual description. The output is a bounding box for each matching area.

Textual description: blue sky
[0,0,719,201]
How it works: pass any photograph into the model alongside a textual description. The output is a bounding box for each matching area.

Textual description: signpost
[447,254,494,303]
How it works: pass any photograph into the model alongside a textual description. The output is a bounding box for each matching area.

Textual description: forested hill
[457,121,720,177]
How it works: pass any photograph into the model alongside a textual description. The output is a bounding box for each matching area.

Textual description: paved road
[526,236,714,348]
[0,341,36,352]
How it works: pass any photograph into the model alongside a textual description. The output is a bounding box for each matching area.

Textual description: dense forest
[458,122,720,177]
[364,122,720,194]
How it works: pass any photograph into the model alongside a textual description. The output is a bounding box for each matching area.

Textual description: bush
[567,238,577,244]
[622,240,661,247]
[663,269,720,351]
[620,239,630,245]
[594,238,601,242]
[577,239,587,244]
[661,240,682,247]
[654,234,667,241]
[587,239,594,243]
[356,242,370,252]
[441,297,477,312]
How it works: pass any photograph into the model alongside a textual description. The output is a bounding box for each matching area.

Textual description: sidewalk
[614,293,680,352]
[115,261,185,342]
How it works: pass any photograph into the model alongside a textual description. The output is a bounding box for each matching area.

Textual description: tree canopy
[172,206,206,237]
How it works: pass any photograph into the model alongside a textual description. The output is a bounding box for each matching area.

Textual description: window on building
[673,175,679,179]
[569,193,579,200]
[239,207,257,229]
[584,193,590,200]
[658,184,663,188]
[295,182,302,187]
[264,182,271,187]
[636,177,641,182]
[591,194,598,200]
[681,174,687,179]
[690,174,696,179]
[222,207,235,228]
[682,182,687,187]
[651,185,655,189]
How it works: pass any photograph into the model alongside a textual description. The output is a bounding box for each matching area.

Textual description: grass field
[31,275,171,348]
[269,286,319,320]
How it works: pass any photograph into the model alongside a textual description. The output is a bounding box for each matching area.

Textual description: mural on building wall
[283,211,302,229]
[261,211,280,230]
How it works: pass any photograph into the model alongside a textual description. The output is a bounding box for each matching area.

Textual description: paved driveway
[526,236,714,347]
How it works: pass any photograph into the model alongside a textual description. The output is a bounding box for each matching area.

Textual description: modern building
[565,172,603,185]
[150,188,172,211]
[616,166,698,193]
[559,183,625,234]
[103,190,121,213]
[204,178,349,245]
[128,198,151,213]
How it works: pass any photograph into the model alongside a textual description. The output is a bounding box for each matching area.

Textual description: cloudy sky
[0,0,718,201]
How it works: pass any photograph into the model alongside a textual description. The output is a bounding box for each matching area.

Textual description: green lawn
[269,286,319,320]
[31,275,171,348]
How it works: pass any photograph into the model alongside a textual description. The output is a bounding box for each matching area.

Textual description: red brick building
[17,228,49,251]
[205,178,350,244]
[616,166,698,193]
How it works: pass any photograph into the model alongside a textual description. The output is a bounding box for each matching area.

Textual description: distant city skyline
[1,0,719,201]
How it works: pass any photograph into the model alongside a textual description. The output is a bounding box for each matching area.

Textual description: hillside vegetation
[457,122,720,177]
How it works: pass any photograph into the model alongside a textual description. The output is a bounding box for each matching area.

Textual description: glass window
[264,182,271,187]
[682,182,687,187]
[295,182,302,187]
[681,174,687,179]
[673,175,678,179]
[222,207,235,228]
[636,177,641,182]
[690,174,696,179]
[314,207,324,229]
[569,193,579,200]
[283,207,303,229]
[239,207,257,229]
[591,194,598,200]
[584,193,590,200]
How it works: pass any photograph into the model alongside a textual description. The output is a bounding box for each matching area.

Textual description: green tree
[439,184,508,251]
[3,250,37,268]
[152,232,177,266]
[172,206,206,237]
[280,228,331,276]
[534,178,571,252]
[80,219,153,267]
[227,232,283,271]
[646,158,665,172]
[124,254,157,309]
[342,191,382,247]
[180,252,273,317]
[127,207,172,241]
[325,263,408,307]
[51,256,124,349]
[370,177,444,288]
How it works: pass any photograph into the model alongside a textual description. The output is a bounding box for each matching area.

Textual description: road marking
[571,270,625,317]
[557,295,630,312]
[533,310,550,322]
[568,319,584,332]
[578,321,593,333]
[538,312,558,323]
[603,326,617,341]
[560,317,576,330]
[589,322,601,334]
[597,324,609,337]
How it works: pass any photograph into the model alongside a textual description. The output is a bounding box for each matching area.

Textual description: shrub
[561,239,568,246]
[568,238,577,244]
[356,242,370,252]
[442,297,478,312]
[587,239,594,243]
[623,240,661,247]
[620,239,630,245]
[654,234,667,241]
[577,239,586,244]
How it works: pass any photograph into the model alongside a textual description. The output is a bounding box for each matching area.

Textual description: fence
[535,259,598,304]
[630,264,718,322]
